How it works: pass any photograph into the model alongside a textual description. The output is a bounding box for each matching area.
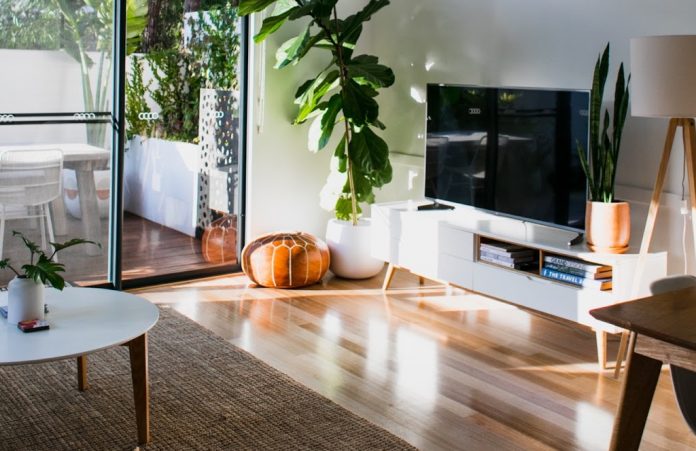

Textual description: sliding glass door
[121,1,246,285]
[0,0,117,286]
[0,0,246,288]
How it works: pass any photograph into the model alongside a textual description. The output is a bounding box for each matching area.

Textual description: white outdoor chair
[0,149,63,258]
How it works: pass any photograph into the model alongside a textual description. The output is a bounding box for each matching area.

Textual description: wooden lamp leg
[682,119,696,257]
[616,118,679,378]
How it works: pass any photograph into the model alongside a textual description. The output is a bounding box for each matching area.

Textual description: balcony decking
[0,212,236,286]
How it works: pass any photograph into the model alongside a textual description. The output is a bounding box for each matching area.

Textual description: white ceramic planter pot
[325,218,384,279]
[7,277,44,325]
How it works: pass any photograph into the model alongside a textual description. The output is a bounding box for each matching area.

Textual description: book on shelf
[543,262,612,279]
[479,249,535,264]
[479,253,538,270]
[479,242,535,258]
[541,267,612,290]
[542,255,611,274]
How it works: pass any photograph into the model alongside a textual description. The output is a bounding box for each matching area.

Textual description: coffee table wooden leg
[77,355,88,391]
[128,333,150,445]
[609,333,662,451]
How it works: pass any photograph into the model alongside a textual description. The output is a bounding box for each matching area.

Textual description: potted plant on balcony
[577,43,631,253]
[240,0,395,278]
[0,231,98,324]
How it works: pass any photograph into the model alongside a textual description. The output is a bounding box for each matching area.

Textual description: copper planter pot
[585,201,631,253]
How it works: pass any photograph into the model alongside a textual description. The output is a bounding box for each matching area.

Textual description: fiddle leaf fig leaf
[255,6,299,43]
[294,70,339,123]
[334,135,348,173]
[239,0,279,16]
[349,126,389,173]
[342,80,379,126]
[317,94,343,150]
[335,196,356,221]
[275,24,311,69]
[347,55,395,88]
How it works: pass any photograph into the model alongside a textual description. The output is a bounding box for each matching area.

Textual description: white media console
[371,201,668,368]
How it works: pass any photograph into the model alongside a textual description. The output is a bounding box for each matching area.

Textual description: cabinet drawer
[437,254,473,289]
[439,223,475,261]
[473,262,594,324]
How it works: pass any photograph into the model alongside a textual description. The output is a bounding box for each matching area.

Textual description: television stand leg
[568,232,584,246]
[382,263,397,291]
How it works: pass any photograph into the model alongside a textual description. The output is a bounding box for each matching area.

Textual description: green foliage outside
[239,0,395,224]
[0,0,62,50]
[124,55,152,140]
[126,3,241,143]
[577,43,630,203]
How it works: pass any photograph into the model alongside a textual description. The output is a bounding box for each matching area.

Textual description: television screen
[425,84,589,231]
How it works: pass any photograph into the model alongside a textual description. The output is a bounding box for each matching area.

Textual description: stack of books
[479,241,537,270]
[542,255,613,290]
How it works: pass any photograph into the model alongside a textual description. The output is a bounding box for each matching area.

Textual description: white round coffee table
[0,287,159,445]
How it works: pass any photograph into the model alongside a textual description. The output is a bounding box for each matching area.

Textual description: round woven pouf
[201,214,237,263]
[241,232,330,288]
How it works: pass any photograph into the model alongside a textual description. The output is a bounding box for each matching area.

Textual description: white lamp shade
[631,35,696,118]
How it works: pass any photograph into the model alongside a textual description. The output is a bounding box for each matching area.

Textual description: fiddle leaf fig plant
[0,231,99,290]
[577,43,630,203]
[239,0,395,225]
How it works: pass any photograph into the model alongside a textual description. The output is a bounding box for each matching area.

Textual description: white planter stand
[7,277,44,325]
[123,137,199,237]
[325,218,384,279]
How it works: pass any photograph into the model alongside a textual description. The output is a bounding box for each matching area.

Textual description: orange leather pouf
[201,215,238,263]
[241,232,330,288]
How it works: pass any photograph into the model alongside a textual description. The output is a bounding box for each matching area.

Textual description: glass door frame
[108,1,248,291]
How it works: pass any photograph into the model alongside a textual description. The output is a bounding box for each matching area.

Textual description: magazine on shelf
[479,253,538,270]
[542,255,611,274]
[479,242,535,258]
[479,250,535,264]
[541,267,612,290]
[543,262,612,279]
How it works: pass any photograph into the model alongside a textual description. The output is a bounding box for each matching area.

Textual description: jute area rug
[0,307,416,450]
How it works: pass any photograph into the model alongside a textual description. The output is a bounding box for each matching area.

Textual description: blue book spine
[541,267,585,286]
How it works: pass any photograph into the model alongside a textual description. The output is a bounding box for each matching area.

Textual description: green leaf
[316,94,343,150]
[340,0,390,43]
[254,6,299,43]
[349,126,389,173]
[275,24,311,69]
[50,238,100,252]
[239,0,279,16]
[334,196,356,221]
[342,80,379,126]
[334,135,348,172]
[347,55,395,88]
[294,70,339,123]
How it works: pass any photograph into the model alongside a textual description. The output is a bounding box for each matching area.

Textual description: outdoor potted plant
[578,43,631,253]
[0,231,97,324]
[240,0,395,278]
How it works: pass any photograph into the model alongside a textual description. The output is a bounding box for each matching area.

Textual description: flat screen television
[425,84,589,232]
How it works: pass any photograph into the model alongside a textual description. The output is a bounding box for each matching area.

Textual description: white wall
[246,0,696,274]
[0,49,106,145]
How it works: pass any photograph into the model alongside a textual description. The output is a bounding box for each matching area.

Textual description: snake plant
[578,43,631,203]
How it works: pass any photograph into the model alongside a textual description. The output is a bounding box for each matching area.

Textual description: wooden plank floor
[132,269,696,451]
[0,213,235,286]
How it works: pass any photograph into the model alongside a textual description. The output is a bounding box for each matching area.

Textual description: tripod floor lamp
[614,35,696,377]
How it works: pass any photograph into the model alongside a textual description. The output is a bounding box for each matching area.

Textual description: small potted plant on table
[0,231,97,324]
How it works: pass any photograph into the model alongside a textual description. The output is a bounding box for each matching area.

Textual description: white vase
[7,277,45,325]
[325,218,385,279]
